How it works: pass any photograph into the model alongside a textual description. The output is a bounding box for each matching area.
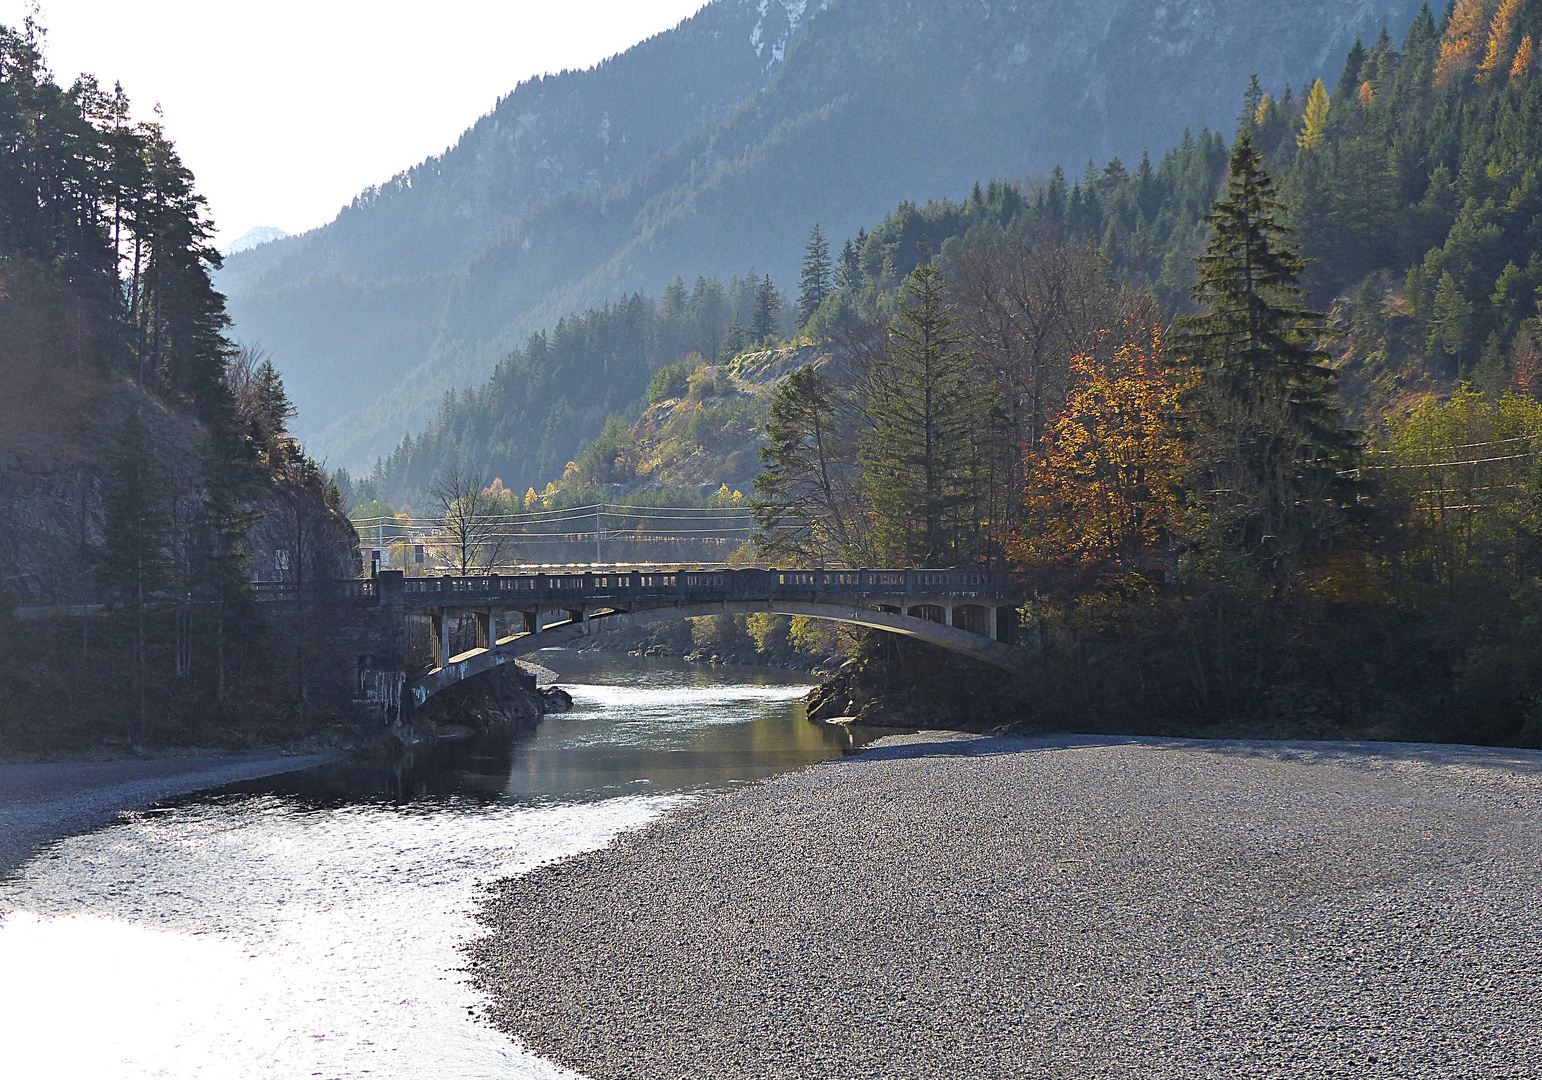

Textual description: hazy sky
[2,1,710,246]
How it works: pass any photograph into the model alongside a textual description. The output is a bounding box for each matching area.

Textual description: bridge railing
[254,569,1017,608]
[380,568,1015,608]
[252,579,378,603]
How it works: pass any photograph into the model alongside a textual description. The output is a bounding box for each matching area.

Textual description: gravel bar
[469,732,1542,1079]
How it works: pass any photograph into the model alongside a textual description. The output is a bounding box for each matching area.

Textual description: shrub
[648,361,693,404]
[745,612,790,654]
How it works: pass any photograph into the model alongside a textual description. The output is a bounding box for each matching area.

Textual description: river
[0,653,859,1080]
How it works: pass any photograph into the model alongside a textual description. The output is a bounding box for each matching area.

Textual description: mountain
[219,0,1428,471]
[222,226,289,256]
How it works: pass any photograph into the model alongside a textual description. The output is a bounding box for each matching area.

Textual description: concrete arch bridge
[259,568,1023,720]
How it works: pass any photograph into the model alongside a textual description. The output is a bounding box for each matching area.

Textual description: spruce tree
[860,264,979,567]
[720,313,745,361]
[1172,133,1356,588]
[751,274,780,342]
[798,224,832,326]
[835,238,862,292]
[1335,38,1368,100]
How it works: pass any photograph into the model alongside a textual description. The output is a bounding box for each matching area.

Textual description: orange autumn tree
[1513,35,1536,84]
[1010,324,1190,605]
[1436,0,1495,87]
[1479,0,1524,81]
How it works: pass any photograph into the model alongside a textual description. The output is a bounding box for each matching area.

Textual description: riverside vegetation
[385,3,1542,748]
[0,23,363,756]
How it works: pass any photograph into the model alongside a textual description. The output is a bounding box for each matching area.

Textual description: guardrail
[254,569,1017,608]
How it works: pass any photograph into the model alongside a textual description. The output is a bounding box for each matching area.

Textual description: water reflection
[0,654,857,1080]
[229,651,852,804]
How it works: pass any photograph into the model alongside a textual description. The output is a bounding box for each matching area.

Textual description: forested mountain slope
[221,0,1424,470]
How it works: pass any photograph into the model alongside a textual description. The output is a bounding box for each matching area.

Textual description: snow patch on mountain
[222,226,288,256]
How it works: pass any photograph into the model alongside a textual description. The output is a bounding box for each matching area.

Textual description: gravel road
[0,751,341,878]
[470,732,1542,1079]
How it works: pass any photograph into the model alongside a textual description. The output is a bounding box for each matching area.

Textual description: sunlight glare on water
[0,797,672,1079]
[0,656,841,1080]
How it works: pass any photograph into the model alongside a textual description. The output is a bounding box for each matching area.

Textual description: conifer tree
[1436,0,1491,86]
[1335,39,1368,100]
[1297,80,1330,150]
[1479,0,1522,81]
[751,274,780,342]
[753,366,862,564]
[1513,34,1535,83]
[102,408,172,732]
[860,264,979,567]
[1241,73,1265,132]
[798,224,832,327]
[835,238,862,292]
[720,313,745,361]
[1171,133,1356,588]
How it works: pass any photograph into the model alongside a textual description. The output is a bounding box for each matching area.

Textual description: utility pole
[595,505,603,565]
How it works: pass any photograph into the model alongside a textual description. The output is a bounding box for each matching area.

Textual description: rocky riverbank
[469,732,1542,1079]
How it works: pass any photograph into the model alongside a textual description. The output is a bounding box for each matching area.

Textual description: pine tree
[1297,80,1330,150]
[835,238,862,292]
[751,274,780,342]
[798,224,832,326]
[1171,133,1356,588]
[720,313,745,361]
[753,366,861,564]
[101,408,172,733]
[860,264,980,567]
[1241,73,1265,132]
[1335,38,1368,100]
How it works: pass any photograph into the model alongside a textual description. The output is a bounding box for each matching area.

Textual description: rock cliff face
[220,0,1427,470]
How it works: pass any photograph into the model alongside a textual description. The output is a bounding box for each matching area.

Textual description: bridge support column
[523,609,542,635]
[945,605,955,628]
[994,605,1018,644]
[475,610,493,650]
[430,611,451,668]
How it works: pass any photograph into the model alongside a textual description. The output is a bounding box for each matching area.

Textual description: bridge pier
[429,611,452,667]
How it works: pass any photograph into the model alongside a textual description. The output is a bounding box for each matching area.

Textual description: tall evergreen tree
[1172,133,1356,588]
[101,408,172,731]
[860,264,979,567]
[798,224,832,326]
[751,274,780,342]
[835,238,862,292]
[1335,38,1368,100]
[753,366,861,564]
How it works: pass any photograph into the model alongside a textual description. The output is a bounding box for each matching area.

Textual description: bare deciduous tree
[431,469,509,573]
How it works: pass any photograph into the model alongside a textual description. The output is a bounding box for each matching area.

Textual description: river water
[0,654,856,1080]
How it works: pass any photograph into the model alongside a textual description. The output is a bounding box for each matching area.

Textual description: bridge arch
[407,598,1023,712]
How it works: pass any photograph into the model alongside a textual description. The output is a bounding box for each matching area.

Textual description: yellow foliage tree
[1436,0,1494,87]
[524,486,539,509]
[1513,35,1536,84]
[1378,386,1542,588]
[1255,93,1273,127]
[1478,0,1523,81]
[1010,325,1190,601]
[1297,80,1330,150]
[1358,80,1375,108]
